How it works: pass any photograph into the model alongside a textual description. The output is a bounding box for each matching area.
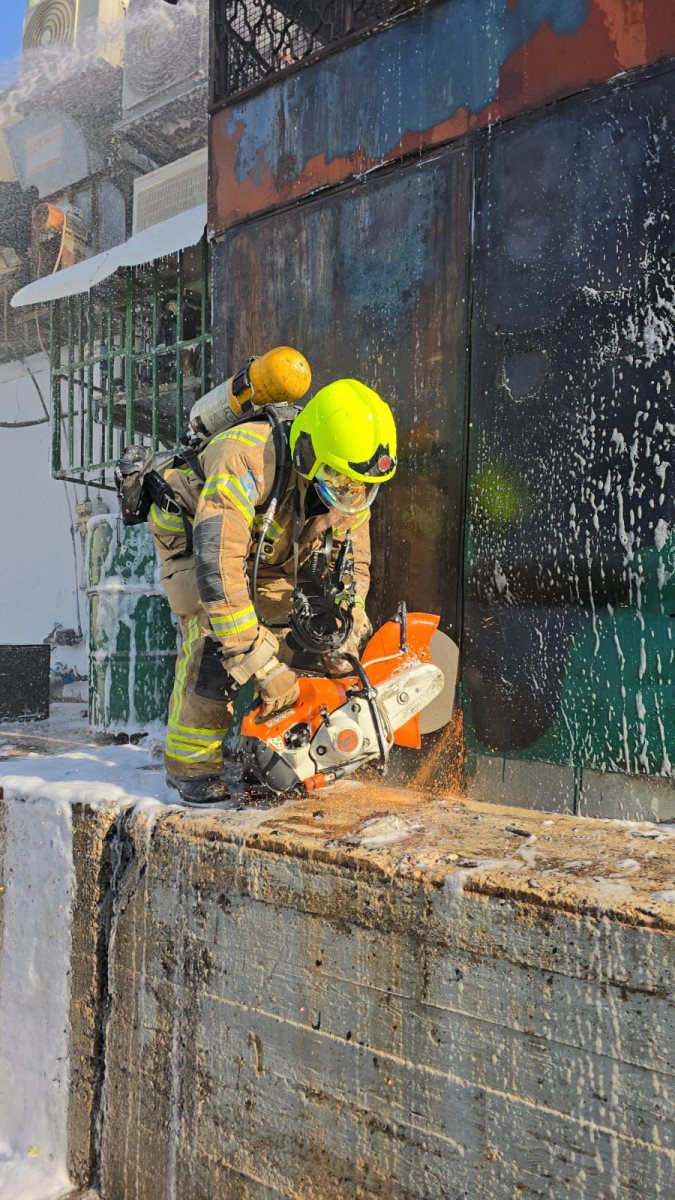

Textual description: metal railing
[50,236,211,487]
[212,0,423,104]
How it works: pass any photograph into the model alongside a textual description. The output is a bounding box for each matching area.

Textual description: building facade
[208,0,675,817]
[1,0,211,710]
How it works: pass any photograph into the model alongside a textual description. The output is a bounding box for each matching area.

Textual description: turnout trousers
[150,527,293,782]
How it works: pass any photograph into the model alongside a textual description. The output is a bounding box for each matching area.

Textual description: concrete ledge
[97,786,674,1199]
[68,803,121,1188]
[0,791,119,1193]
[468,754,675,822]
[1,772,673,1197]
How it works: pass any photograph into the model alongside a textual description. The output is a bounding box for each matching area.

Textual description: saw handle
[344,653,390,775]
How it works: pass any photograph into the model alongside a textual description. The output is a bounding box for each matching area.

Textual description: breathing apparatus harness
[115,402,357,658]
[222,402,357,657]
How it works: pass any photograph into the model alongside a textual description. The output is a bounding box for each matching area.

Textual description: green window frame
[50,234,211,487]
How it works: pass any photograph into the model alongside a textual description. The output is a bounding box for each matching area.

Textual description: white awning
[11,203,208,308]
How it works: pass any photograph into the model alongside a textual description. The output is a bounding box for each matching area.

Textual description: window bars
[212,0,421,103]
[50,236,211,488]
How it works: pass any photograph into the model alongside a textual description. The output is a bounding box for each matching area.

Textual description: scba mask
[314,464,381,515]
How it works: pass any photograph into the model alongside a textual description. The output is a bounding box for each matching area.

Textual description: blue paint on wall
[479,98,652,331]
[336,168,446,317]
[224,0,588,184]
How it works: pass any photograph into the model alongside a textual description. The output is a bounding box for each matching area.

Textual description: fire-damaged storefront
[209,0,675,817]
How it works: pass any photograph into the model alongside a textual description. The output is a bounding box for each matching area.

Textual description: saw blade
[418,630,460,735]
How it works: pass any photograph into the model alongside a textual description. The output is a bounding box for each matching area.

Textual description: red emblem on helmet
[377,454,392,472]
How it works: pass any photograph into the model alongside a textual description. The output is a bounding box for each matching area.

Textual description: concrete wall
[1,784,673,1199]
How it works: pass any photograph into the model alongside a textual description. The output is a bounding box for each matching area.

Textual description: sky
[0,0,27,83]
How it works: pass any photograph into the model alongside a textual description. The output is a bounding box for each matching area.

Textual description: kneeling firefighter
[115,347,398,806]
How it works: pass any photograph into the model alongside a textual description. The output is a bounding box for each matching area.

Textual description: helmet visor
[314,464,380,515]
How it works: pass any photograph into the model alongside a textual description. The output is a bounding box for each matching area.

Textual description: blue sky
[0,0,27,79]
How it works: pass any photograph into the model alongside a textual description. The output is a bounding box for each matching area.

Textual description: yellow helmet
[290,380,397,514]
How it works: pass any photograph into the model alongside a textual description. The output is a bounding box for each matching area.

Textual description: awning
[11,203,207,308]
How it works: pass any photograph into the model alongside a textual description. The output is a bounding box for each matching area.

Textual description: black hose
[344,653,390,770]
[0,417,49,428]
[251,405,291,626]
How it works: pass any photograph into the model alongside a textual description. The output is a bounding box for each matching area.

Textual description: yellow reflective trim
[165,729,223,748]
[210,608,257,635]
[167,726,228,746]
[210,603,255,622]
[332,511,369,537]
[211,426,268,446]
[165,745,223,764]
[165,617,232,766]
[167,721,231,738]
[202,474,256,521]
[354,594,365,609]
[168,616,199,729]
[149,503,187,532]
[253,514,284,539]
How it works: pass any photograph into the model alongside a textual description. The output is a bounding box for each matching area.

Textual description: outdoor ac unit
[122,0,208,116]
[32,201,90,274]
[23,0,124,62]
[23,0,77,51]
[132,146,208,234]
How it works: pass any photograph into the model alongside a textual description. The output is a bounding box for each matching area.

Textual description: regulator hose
[251,405,291,626]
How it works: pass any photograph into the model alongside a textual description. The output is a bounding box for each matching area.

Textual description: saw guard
[360,612,439,749]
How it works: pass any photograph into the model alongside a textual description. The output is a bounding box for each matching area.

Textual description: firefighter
[148,379,398,805]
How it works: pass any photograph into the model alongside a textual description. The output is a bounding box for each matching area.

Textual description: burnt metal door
[466,70,674,779]
[213,144,473,641]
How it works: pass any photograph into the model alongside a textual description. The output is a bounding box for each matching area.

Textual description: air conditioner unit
[32,200,90,275]
[23,0,77,51]
[22,0,124,63]
[122,0,208,117]
[132,146,208,234]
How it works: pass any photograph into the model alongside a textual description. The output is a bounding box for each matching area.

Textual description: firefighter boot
[166,773,237,808]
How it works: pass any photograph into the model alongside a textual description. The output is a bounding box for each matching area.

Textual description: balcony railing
[212,0,424,105]
[49,236,211,488]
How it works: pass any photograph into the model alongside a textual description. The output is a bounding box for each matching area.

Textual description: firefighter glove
[226,626,279,686]
[256,658,300,717]
[226,626,300,716]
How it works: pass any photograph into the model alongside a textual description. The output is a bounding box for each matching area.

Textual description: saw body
[240,609,458,794]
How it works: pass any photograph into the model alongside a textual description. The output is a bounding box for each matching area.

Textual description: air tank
[187,346,311,440]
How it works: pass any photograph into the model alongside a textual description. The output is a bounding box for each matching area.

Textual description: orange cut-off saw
[240,605,459,795]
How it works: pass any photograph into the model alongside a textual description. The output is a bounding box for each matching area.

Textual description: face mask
[314,465,380,515]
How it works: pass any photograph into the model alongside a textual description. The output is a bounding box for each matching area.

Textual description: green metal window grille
[49,235,211,488]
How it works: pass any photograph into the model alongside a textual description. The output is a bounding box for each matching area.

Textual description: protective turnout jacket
[148,420,372,657]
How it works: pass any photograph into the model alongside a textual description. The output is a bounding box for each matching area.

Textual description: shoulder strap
[291,483,306,590]
[177,445,206,483]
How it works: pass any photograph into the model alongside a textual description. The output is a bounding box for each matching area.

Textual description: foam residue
[356,814,424,848]
[0,743,176,811]
[0,798,74,1200]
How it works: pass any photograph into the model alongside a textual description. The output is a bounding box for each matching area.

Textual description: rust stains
[210,0,675,234]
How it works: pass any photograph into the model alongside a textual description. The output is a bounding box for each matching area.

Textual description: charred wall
[466,70,674,788]
[212,149,472,643]
[210,0,675,814]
